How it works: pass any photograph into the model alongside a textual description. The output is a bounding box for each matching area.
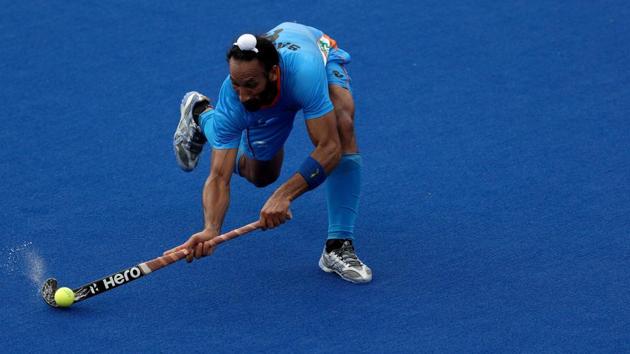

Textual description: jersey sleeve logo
[317,36,332,64]
[317,34,338,65]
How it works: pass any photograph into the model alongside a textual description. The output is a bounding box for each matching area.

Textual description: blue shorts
[238,46,352,163]
[325,47,352,92]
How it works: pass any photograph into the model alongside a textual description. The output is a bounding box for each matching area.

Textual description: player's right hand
[164,229,218,263]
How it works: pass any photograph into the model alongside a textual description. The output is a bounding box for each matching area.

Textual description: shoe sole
[174,92,206,171]
[181,92,198,116]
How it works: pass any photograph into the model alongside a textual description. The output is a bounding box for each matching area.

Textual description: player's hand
[260,193,292,230]
[164,229,218,263]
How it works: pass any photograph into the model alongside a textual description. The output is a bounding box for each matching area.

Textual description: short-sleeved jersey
[211,22,335,150]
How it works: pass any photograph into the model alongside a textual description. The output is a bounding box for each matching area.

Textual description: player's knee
[335,109,355,141]
[250,171,280,188]
[244,165,281,188]
[241,150,284,188]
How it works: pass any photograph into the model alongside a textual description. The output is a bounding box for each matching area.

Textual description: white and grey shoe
[319,240,372,284]
[173,91,211,172]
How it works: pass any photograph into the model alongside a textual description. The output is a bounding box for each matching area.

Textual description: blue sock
[326,153,362,240]
[199,109,215,142]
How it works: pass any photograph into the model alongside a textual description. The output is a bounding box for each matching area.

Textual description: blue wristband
[298,156,327,190]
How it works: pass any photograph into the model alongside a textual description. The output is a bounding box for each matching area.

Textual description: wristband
[298,156,327,190]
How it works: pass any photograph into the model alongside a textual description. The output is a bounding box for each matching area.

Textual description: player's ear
[268,65,279,81]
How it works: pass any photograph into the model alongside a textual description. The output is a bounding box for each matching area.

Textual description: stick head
[41,278,59,308]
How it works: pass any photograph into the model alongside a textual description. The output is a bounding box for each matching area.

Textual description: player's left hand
[260,193,292,230]
[164,228,218,263]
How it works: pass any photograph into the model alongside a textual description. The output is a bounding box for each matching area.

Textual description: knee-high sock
[326,153,362,240]
[200,109,215,143]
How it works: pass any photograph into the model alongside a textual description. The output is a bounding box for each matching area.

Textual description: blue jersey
[211,22,335,151]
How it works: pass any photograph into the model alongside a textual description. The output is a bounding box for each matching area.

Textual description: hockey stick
[42,221,261,308]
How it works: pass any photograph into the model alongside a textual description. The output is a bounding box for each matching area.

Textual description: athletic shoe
[318,240,372,283]
[173,91,210,171]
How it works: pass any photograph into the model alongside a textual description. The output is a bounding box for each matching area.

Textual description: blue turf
[2,0,629,352]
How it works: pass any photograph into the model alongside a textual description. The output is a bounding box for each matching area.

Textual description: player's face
[229,59,278,112]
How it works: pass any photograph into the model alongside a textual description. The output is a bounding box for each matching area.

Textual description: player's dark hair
[226,35,279,72]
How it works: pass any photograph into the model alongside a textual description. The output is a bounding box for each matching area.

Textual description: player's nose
[237,90,250,102]
[237,87,255,103]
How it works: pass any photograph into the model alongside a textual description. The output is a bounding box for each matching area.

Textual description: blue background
[1,0,629,352]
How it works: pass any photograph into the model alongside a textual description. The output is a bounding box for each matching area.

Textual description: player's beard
[243,79,278,112]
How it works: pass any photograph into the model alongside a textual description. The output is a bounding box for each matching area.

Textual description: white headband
[234,34,259,53]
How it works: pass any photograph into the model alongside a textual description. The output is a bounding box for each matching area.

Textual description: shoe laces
[333,241,361,267]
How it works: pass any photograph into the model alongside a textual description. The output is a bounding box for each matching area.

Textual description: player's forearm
[201,175,230,233]
[273,173,309,202]
[275,141,341,202]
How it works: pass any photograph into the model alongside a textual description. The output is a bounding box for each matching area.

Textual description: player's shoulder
[273,28,324,76]
[267,22,324,41]
[280,47,322,71]
[267,22,323,57]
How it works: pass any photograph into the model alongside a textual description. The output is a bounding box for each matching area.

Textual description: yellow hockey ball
[54,287,75,308]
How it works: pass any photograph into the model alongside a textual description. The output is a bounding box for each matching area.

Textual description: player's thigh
[327,66,357,152]
[328,84,355,121]
[326,52,356,134]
